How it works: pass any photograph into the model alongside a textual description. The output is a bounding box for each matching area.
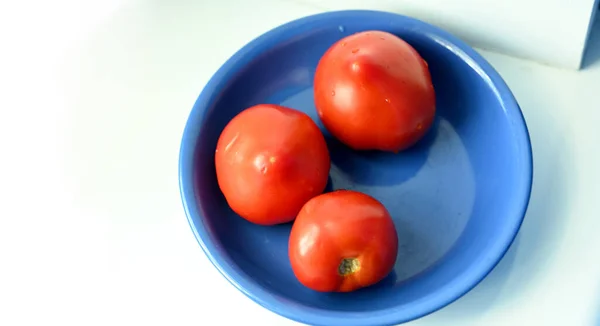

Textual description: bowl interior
[181,11,531,325]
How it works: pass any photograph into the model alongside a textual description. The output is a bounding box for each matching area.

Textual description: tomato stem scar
[338,258,360,276]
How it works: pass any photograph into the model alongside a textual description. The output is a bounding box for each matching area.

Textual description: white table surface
[1,1,599,325]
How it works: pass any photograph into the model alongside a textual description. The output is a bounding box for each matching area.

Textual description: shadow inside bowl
[324,122,438,187]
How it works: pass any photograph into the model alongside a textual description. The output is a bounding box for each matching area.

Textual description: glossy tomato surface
[215,104,330,225]
[289,190,399,292]
[314,30,436,152]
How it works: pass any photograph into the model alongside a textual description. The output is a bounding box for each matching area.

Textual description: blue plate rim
[178,9,533,326]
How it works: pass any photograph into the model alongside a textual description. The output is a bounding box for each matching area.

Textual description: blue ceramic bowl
[179,10,532,326]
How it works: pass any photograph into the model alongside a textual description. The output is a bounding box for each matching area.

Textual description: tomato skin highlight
[288,190,399,292]
[215,104,331,226]
[314,30,436,152]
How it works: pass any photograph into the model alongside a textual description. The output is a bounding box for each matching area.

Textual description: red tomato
[215,104,330,225]
[314,30,436,152]
[288,190,398,292]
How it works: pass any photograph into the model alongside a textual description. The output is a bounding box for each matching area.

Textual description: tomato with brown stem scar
[288,190,399,292]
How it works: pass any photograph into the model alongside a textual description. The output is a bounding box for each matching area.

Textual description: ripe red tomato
[288,190,398,292]
[215,104,330,225]
[314,30,436,152]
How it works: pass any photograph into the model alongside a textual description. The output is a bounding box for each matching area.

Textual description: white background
[1,1,600,325]
[290,0,599,69]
